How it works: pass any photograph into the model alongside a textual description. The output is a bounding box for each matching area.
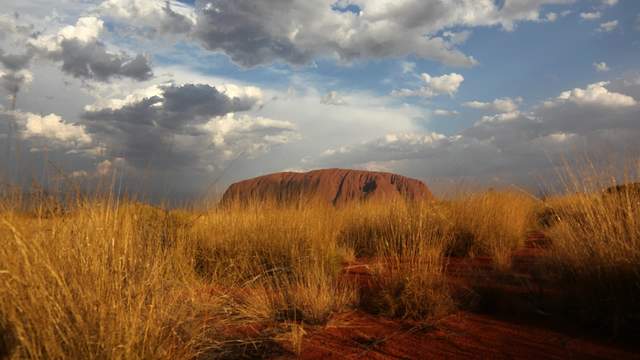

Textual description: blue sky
[1,0,640,198]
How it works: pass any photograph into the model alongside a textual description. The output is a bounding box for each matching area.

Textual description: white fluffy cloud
[393,72,464,98]
[29,16,103,53]
[433,109,458,116]
[598,20,618,32]
[1,110,93,152]
[593,62,610,72]
[22,112,92,145]
[476,111,524,125]
[580,11,602,20]
[98,0,196,35]
[553,82,636,107]
[463,97,522,113]
[204,113,299,160]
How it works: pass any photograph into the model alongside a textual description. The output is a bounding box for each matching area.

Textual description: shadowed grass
[540,169,640,334]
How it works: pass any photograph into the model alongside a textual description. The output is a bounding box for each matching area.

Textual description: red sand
[285,231,640,359]
[295,310,638,359]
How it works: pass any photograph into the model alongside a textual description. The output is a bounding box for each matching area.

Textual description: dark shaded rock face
[221,168,433,206]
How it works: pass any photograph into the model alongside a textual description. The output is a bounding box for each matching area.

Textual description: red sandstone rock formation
[221,168,433,206]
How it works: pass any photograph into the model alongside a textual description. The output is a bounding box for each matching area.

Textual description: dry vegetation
[1,168,639,358]
[541,181,640,333]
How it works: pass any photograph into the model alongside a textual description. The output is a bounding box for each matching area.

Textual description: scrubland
[1,170,639,358]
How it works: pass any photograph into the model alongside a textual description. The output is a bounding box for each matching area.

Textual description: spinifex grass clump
[0,198,224,359]
[188,200,356,325]
[358,201,455,320]
[542,174,640,334]
[443,190,538,270]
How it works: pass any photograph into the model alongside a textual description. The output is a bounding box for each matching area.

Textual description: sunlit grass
[1,167,639,358]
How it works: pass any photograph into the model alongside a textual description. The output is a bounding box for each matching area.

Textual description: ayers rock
[221,168,433,206]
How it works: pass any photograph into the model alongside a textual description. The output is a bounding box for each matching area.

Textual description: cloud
[476,111,524,125]
[1,110,93,153]
[598,20,618,32]
[441,30,472,45]
[80,82,289,171]
[433,109,458,116]
[317,78,640,187]
[552,82,636,107]
[0,49,34,72]
[98,0,196,35]
[321,91,348,105]
[28,16,153,82]
[602,0,618,6]
[401,61,416,74]
[392,72,464,98]
[544,12,558,22]
[320,132,450,164]
[463,97,522,113]
[0,48,36,104]
[204,113,299,161]
[21,112,92,146]
[0,70,33,100]
[580,11,602,20]
[190,0,574,68]
[593,61,610,72]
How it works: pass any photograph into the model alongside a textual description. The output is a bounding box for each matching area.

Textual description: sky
[1,0,639,200]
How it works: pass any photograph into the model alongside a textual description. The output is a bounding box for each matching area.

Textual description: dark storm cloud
[81,83,260,168]
[84,84,256,130]
[193,0,312,67]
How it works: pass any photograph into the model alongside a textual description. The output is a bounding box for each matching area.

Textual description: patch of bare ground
[288,231,640,359]
[292,310,638,360]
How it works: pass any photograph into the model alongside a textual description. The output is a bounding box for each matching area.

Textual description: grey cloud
[8,15,156,83]
[316,79,640,187]
[0,71,32,98]
[81,83,264,170]
[0,48,36,103]
[0,49,34,71]
[51,39,153,82]
[84,84,256,132]
[159,2,195,34]
[191,0,570,68]
[194,1,313,67]
[97,0,195,36]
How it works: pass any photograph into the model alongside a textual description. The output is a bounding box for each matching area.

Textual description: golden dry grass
[539,169,640,333]
[443,190,539,270]
[1,173,639,358]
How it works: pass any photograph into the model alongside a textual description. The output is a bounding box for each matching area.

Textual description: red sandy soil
[290,310,638,359]
[286,231,640,359]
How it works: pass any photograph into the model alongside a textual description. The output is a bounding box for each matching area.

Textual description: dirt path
[296,311,638,359]
[291,231,640,359]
